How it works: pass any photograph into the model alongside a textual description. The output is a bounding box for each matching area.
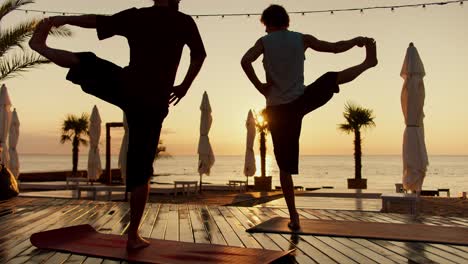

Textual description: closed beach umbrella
[401,42,429,193]
[87,105,102,182]
[244,110,256,186]
[8,109,19,178]
[198,91,215,192]
[0,84,12,167]
[118,113,129,185]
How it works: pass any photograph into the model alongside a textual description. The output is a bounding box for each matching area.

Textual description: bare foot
[29,19,52,52]
[364,39,378,68]
[127,234,150,250]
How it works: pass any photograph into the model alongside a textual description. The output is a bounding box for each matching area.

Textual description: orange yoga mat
[31,225,292,264]
[247,217,468,246]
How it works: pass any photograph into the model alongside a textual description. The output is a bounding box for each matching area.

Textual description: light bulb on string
[330,10,334,15]
[391,7,395,12]
[360,9,364,15]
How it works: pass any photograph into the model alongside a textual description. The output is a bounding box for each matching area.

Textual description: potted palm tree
[60,113,89,177]
[253,109,272,191]
[0,0,72,81]
[338,102,376,189]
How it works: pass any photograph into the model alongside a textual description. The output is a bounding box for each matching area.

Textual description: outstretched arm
[241,39,271,96]
[304,34,368,54]
[49,15,98,29]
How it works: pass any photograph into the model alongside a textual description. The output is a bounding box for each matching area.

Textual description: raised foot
[127,235,150,250]
[364,39,378,68]
[29,19,53,52]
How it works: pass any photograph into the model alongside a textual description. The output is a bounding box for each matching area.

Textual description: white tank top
[262,30,305,106]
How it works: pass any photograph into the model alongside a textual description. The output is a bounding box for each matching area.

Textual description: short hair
[261,5,290,28]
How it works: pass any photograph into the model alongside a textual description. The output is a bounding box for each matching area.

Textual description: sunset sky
[3,0,468,156]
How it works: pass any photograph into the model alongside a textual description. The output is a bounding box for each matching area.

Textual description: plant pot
[254,176,272,192]
[347,178,367,189]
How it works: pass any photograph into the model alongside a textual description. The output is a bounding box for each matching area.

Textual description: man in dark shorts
[241,4,377,230]
[29,0,206,249]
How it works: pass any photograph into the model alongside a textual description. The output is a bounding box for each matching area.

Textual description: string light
[15,0,467,18]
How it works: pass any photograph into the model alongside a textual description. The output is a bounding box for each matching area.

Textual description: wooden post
[106,124,111,185]
[105,122,124,185]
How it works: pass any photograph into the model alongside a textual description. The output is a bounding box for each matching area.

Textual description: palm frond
[0,52,49,81]
[338,102,376,133]
[61,113,90,145]
[60,134,71,144]
[0,20,36,57]
[0,20,72,57]
[0,0,34,21]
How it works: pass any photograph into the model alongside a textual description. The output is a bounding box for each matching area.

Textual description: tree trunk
[72,137,79,176]
[260,131,266,177]
[354,129,362,180]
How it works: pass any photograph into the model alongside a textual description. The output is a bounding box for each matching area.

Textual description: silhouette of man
[241,4,377,230]
[30,0,206,249]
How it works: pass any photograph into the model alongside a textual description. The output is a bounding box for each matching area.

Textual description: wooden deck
[1,197,467,264]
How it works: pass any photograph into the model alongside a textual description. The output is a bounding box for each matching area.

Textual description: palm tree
[338,102,376,183]
[254,109,268,178]
[155,139,171,159]
[0,0,71,81]
[60,113,89,176]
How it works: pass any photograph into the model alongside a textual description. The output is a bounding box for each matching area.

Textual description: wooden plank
[150,203,169,240]
[331,208,461,264]
[245,208,336,263]
[138,203,160,238]
[348,211,468,263]
[4,200,100,263]
[187,204,210,244]
[215,206,257,248]
[0,201,87,262]
[20,202,117,264]
[270,208,363,264]
[227,207,283,251]
[178,204,194,243]
[429,243,468,260]
[238,207,318,264]
[164,204,179,241]
[21,201,116,264]
[197,205,227,246]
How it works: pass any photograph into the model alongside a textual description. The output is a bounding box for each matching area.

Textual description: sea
[18,154,468,196]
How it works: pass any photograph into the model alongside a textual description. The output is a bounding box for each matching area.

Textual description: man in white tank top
[241,4,377,230]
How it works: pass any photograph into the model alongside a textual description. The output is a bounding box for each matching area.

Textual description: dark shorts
[265,72,339,174]
[66,52,168,192]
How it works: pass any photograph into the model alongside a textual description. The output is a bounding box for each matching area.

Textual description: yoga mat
[31,225,292,264]
[246,217,468,246]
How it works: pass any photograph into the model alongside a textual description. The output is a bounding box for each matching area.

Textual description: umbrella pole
[199,174,202,193]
